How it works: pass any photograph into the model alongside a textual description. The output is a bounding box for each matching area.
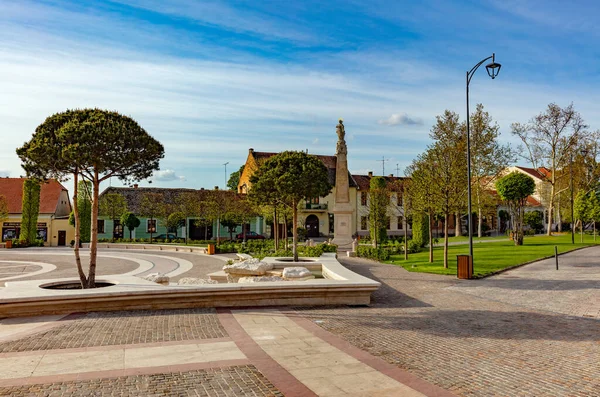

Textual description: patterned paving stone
[0,309,227,353]
[293,256,600,397]
[0,365,283,396]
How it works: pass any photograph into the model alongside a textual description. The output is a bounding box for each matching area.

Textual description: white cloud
[312,138,319,144]
[378,113,423,126]
[152,170,186,182]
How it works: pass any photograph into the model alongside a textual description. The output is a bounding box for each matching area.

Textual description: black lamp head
[486,53,501,79]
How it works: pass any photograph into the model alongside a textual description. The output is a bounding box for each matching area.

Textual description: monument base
[332,211,354,250]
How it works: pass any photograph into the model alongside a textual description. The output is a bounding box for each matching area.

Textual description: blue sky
[1,0,599,190]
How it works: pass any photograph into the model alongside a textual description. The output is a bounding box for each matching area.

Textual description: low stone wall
[81,243,207,254]
[0,254,380,318]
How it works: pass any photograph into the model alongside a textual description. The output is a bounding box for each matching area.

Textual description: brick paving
[0,365,283,397]
[0,309,227,353]
[293,255,600,397]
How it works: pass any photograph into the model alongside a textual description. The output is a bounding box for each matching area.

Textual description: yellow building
[0,178,75,246]
[238,149,410,239]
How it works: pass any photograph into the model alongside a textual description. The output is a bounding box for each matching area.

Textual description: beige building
[0,178,74,246]
[238,149,411,239]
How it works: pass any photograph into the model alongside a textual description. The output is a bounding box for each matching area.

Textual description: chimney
[368,171,373,177]
[133,184,138,189]
[389,174,394,177]
[214,186,219,190]
[249,148,254,154]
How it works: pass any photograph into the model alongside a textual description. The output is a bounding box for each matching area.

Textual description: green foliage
[139,192,165,241]
[99,193,128,222]
[368,176,389,247]
[0,195,8,223]
[411,212,429,248]
[496,172,536,245]
[69,181,92,242]
[227,165,245,191]
[20,179,41,245]
[16,108,164,288]
[523,211,544,233]
[249,150,332,261]
[11,238,44,248]
[357,246,391,261]
[120,212,141,239]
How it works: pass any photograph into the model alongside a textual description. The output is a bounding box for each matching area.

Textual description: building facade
[0,178,74,246]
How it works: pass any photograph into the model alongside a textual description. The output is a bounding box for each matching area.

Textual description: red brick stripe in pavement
[283,309,457,397]
[217,308,317,397]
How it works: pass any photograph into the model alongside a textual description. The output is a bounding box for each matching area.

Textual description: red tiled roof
[351,174,406,191]
[515,166,551,180]
[0,178,67,214]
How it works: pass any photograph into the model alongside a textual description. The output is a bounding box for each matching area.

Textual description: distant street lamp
[466,54,501,267]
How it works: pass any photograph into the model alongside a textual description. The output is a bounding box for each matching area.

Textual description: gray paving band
[0,308,227,353]
[0,365,283,397]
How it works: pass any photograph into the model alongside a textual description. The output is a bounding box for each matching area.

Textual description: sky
[1,0,600,191]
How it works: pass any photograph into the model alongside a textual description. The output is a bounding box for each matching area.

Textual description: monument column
[332,119,354,249]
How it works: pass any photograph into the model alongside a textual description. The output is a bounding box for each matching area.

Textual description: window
[309,197,319,204]
[328,213,334,233]
[147,219,156,233]
[97,220,105,234]
[397,193,403,206]
[361,192,368,206]
[386,217,391,230]
[397,216,403,230]
[361,216,368,230]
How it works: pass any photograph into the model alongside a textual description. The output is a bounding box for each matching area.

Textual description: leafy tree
[203,189,238,245]
[17,109,164,288]
[227,165,245,191]
[120,212,140,239]
[20,179,41,244]
[496,172,536,245]
[166,211,186,238]
[175,191,201,243]
[139,192,165,243]
[0,195,8,224]
[512,103,587,235]
[249,151,332,261]
[469,104,514,237]
[70,181,92,243]
[411,212,430,249]
[523,211,543,234]
[428,110,468,268]
[368,176,389,248]
[99,193,128,241]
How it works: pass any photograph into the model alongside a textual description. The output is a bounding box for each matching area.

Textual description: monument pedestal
[332,204,354,249]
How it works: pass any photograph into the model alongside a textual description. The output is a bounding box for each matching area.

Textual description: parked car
[154,233,177,240]
[236,231,265,240]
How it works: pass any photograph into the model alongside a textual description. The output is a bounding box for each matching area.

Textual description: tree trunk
[72,171,87,288]
[204,223,208,240]
[87,170,100,288]
[478,208,483,238]
[404,213,408,260]
[547,182,555,236]
[284,214,288,250]
[273,208,278,250]
[557,204,562,232]
[292,200,298,262]
[150,217,154,243]
[129,228,132,239]
[580,220,584,243]
[428,211,433,263]
[443,213,449,269]
[455,211,462,237]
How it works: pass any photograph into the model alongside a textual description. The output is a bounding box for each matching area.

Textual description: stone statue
[336,119,347,155]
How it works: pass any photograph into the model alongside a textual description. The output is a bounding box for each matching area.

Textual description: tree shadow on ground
[462,278,600,291]
[293,306,600,342]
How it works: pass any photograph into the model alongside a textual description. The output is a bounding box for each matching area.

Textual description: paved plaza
[0,246,598,396]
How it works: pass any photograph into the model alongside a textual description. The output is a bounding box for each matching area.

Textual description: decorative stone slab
[236,253,253,261]
[142,273,170,285]
[177,278,219,285]
[223,258,273,276]
[238,276,285,283]
[282,267,315,281]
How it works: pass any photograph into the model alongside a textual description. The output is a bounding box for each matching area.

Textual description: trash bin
[457,255,473,279]
[5,240,12,249]
[207,243,215,255]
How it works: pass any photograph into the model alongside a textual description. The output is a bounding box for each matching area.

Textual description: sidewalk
[0,308,453,396]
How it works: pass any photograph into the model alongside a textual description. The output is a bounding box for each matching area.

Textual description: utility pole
[223,162,229,188]
[396,163,400,177]
[377,156,389,175]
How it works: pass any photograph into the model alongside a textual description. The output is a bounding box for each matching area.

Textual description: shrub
[412,213,429,248]
[357,246,391,261]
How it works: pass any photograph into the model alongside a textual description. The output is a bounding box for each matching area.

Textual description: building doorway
[58,230,67,246]
[306,215,319,238]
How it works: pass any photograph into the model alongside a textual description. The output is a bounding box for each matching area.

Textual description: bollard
[554,246,558,270]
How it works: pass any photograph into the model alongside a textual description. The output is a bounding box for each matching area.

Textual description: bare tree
[512,103,587,235]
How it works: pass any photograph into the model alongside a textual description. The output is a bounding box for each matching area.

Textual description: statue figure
[336,119,347,155]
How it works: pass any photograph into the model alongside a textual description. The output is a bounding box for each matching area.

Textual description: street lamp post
[466,54,501,268]
[570,151,575,244]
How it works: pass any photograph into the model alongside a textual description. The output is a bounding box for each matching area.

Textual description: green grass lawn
[386,233,599,277]
[432,234,508,244]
